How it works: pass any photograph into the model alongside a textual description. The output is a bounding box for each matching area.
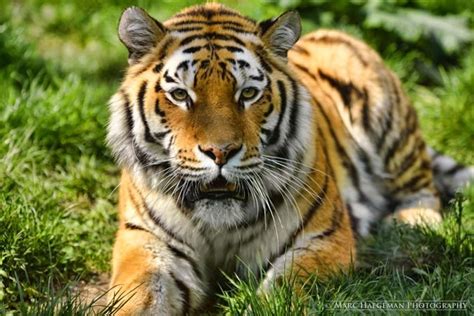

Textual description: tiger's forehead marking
[164,3,259,33]
[160,35,268,94]
[155,3,268,93]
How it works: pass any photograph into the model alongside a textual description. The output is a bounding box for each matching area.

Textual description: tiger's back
[106,4,473,314]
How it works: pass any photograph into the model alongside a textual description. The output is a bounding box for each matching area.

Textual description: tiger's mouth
[188,176,247,202]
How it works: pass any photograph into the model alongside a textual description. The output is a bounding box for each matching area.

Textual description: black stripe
[178,165,207,171]
[444,164,466,176]
[155,81,163,93]
[170,272,190,315]
[237,60,250,68]
[155,98,165,117]
[174,26,203,33]
[274,144,289,161]
[347,204,360,238]
[235,162,262,169]
[310,35,368,66]
[309,206,344,240]
[180,32,245,46]
[137,81,157,144]
[167,244,202,279]
[166,135,175,152]
[410,178,433,193]
[292,45,309,55]
[318,69,368,127]
[318,70,356,107]
[267,80,287,146]
[164,70,177,83]
[222,25,256,34]
[361,88,371,131]
[127,187,144,213]
[376,76,399,151]
[218,61,227,79]
[376,107,393,152]
[392,173,428,194]
[395,141,425,177]
[153,63,163,73]
[142,203,193,249]
[315,99,360,187]
[223,45,244,53]
[153,130,171,141]
[171,20,247,28]
[255,49,273,73]
[122,91,134,134]
[249,69,265,81]
[177,61,189,71]
[406,177,432,193]
[383,112,417,166]
[125,222,149,232]
[133,65,151,77]
[158,37,175,60]
[357,147,373,175]
[200,60,210,68]
[258,18,274,35]
[261,128,272,138]
[263,103,274,118]
[174,9,255,23]
[287,79,300,140]
[132,141,152,166]
[183,46,203,54]
[383,138,402,167]
[291,63,311,76]
[261,47,293,77]
[302,171,329,227]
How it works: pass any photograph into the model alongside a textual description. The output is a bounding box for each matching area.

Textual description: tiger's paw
[385,207,442,227]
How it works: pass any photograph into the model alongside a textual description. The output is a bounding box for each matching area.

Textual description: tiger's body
[106,4,473,314]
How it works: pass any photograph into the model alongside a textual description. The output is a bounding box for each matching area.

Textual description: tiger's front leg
[259,166,356,293]
[109,227,206,315]
[261,220,355,294]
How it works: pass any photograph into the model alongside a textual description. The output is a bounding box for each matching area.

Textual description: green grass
[0,0,473,314]
[220,194,474,315]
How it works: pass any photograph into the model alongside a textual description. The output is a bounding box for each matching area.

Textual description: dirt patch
[74,273,110,309]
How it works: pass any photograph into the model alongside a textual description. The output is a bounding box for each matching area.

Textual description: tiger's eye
[170,89,188,101]
[240,87,258,101]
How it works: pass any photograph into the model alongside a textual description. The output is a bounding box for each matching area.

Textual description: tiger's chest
[200,203,301,280]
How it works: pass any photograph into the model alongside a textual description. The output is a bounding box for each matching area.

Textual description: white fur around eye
[164,89,192,109]
[235,87,263,108]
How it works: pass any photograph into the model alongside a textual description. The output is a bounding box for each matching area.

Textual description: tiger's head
[108,4,313,228]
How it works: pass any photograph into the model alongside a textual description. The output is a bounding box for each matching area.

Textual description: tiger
[106,3,474,314]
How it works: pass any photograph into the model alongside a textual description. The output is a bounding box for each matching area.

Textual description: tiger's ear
[118,7,167,64]
[258,11,301,58]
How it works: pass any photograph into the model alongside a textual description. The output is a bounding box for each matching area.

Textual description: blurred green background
[0,0,473,313]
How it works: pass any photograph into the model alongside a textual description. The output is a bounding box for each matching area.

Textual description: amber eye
[240,87,258,101]
[170,88,189,102]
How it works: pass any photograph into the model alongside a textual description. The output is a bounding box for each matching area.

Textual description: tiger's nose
[198,143,242,166]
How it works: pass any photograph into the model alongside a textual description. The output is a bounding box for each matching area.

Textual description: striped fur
[106,4,473,314]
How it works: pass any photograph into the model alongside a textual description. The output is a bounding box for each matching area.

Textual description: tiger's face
[108,4,313,228]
